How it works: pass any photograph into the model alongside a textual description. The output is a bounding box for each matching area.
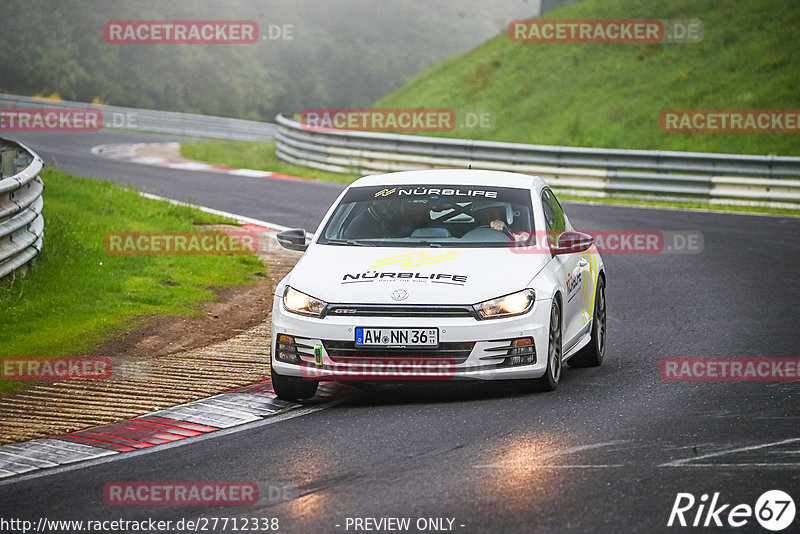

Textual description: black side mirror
[276,229,308,252]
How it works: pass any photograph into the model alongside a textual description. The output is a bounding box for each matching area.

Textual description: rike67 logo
[668,490,796,531]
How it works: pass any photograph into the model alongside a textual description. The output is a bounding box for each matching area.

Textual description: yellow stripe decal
[581,252,589,325]
[588,251,598,317]
[371,252,459,268]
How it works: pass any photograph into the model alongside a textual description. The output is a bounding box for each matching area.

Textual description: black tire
[515,299,562,393]
[568,277,606,368]
[271,364,318,401]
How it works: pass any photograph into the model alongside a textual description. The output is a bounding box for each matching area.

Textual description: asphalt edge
[0,197,328,482]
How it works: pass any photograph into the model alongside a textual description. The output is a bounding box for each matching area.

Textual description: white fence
[0,94,276,141]
[274,114,800,208]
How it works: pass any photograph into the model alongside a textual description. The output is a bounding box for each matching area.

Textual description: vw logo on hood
[391,289,409,301]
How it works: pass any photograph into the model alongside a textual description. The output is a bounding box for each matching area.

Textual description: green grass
[0,169,266,394]
[180,0,800,217]
[180,140,360,183]
[376,0,800,156]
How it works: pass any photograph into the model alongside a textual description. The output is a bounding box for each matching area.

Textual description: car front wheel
[568,277,606,367]
[271,363,318,401]
[516,299,562,393]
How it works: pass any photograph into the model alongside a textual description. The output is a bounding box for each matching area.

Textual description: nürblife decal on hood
[341,271,468,286]
[291,246,548,305]
[344,251,467,286]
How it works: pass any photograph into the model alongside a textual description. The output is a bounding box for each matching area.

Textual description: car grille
[322,304,476,319]
[323,340,475,364]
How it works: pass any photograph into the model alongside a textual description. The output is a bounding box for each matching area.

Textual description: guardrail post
[13,151,32,174]
[0,147,15,178]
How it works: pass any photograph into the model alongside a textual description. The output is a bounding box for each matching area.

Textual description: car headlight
[473,289,535,319]
[283,287,327,317]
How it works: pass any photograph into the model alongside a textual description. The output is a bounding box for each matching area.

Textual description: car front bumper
[270,296,552,381]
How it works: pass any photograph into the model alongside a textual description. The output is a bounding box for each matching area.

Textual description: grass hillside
[376,0,800,156]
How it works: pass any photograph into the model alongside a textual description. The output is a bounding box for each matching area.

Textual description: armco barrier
[274,114,800,208]
[0,94,276,141]
[0,139,44,280]
[1,95,797,208]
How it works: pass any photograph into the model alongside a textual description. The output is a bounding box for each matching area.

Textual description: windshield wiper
[325,239,376,247]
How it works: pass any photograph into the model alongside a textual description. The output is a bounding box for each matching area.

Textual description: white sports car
[271,169,606,400]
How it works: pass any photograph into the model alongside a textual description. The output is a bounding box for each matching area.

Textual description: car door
[541,188,585,350]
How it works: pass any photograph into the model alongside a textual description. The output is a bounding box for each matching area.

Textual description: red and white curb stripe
[0,381,351,479]
[0,194,323,480]
[90,142,309,181]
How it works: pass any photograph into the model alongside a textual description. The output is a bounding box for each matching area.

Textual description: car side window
[541,189,566,246]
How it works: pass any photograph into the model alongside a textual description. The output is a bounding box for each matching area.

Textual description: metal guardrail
[0,94,276,141]
[275,114,800,207]
[0,139,44,280]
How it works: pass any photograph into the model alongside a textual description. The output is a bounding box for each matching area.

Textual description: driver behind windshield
[471,202,509,233]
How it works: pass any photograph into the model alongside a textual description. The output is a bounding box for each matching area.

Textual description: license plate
[355,327,438,348]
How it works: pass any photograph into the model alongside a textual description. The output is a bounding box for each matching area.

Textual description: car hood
[287,245,549,305]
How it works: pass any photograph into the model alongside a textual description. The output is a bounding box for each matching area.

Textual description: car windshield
[318,184,534,247]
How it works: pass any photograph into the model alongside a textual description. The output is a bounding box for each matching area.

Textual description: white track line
[139,192,303,234]
[659,437,800,467]
[474,440,629,469]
